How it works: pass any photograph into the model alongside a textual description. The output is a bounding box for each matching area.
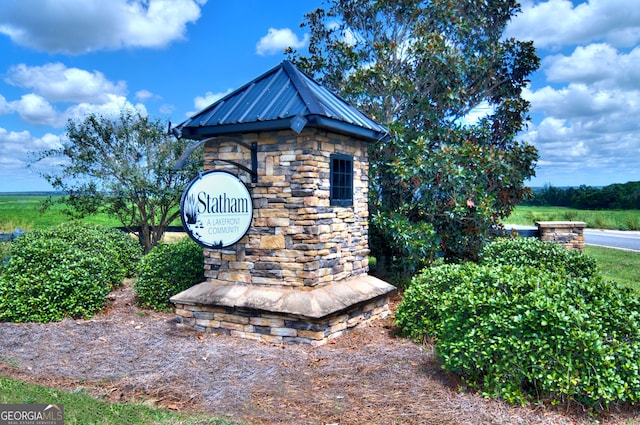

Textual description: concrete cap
[170,275,396,320]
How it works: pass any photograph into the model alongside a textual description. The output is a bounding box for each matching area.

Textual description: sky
[0,0,638,192]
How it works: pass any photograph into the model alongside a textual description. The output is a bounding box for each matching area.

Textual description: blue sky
[0,0,638,192]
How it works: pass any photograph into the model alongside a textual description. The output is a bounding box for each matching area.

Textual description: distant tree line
[524,181,640,210]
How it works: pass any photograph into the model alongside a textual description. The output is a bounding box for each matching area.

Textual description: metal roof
[172,60,389,142]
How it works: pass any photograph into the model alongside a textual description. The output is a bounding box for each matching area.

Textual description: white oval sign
[181,171,253,248]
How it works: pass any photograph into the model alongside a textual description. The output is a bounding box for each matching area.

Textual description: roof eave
[178,115,388,143]
[308,116,389,143]
[178,116,309,140]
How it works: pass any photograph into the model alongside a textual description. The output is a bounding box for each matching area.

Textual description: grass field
[0,195,120,232]
[504,205,640,230]
[0,377,240,425]
[585,245,640,292]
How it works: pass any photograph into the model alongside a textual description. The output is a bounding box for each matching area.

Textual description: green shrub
[436,265,640,408]
[480,237,597,279]
[395,263,462,342]
[0,242,10,274]
[0,223,141,322]
[135,238,204,311]
[370,211,440,284]
[397,238,640,409]
[398,238,598,342]
[397,262,640,410]
[103,228,144,278]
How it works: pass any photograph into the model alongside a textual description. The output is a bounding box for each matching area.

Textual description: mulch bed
[0,280,637,424]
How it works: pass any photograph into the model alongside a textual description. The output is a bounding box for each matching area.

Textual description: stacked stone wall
[202,128,370,288]
[173,296,390,346]
[536,221,586,250]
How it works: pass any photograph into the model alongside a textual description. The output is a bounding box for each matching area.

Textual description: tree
[36,109,202,253]
[289,0,540,264]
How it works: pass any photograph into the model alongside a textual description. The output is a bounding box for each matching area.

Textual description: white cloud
[5,63,127,103]
[159,104,175,115]
[135,89,157,102]
[522,82,640,184]
[3,63,144,128]
[0,127,64,190]
[66,95,148,123]
[507,0,640,49]
[0,127,61,166]
[256,28,308,56]
[526,84,633,121]
[543,44,640,90]
[507,0,640,185]
[0,0,206,54]
[11,94,61,127]
[0,94,12,115]
[189,90,233,116]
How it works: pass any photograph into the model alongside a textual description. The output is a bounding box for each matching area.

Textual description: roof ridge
[281,60,325,116]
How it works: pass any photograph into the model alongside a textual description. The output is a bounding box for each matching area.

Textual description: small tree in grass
[35,108,202,253]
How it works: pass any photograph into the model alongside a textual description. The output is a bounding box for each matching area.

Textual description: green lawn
[0,376,242,425]
[585,245,640,293]
[0,195,120,232]
[504,206,640,231]
[0,194,185,232]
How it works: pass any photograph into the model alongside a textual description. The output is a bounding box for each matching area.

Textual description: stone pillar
[536,221,587,250]
[200,128,371,287]
[171,128,396,345]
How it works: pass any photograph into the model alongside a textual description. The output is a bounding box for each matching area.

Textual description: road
[505,225,640,252]
[584,229,640,252]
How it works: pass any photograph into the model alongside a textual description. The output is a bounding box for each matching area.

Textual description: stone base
[170,275,396,346]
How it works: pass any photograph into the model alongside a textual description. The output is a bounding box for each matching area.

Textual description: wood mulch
[0,280,638,424]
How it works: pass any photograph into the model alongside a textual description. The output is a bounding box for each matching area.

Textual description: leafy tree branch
[34,109,202,253]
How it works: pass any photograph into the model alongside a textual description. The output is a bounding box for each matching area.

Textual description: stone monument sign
[170,61,396,345]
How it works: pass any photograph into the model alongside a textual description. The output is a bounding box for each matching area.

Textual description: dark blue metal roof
[173,61,389,142]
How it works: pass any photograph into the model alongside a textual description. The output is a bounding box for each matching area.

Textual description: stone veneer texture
[537,221,587,250]
[202,128,371,288]
[173,297,390,346]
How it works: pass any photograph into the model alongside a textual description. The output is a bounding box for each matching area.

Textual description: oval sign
[181,171,253,248]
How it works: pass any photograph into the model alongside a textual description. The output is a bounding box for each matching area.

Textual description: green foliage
[107,229,145,278]
[395,263,463,342]
[437,265,640,409]
[480,237,597,280]
[34,109,202,253]
[369,210,440,281]
[0,223,141,323]
[370,136,537,263]
[135,238,204,311]
[526,181,640,210]
[0,242,9,274]
[396,239,640,410]
[290,0,540,263]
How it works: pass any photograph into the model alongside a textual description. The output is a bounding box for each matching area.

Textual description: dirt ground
[1,280,638,425]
